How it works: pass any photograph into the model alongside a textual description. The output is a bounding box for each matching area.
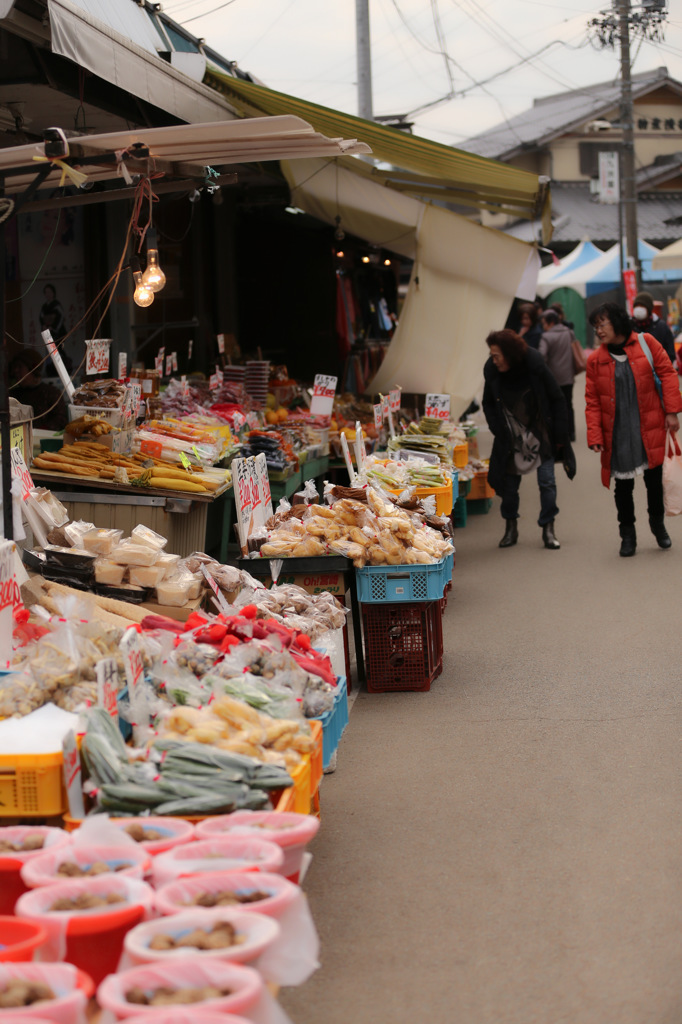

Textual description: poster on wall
[17,206,86,375]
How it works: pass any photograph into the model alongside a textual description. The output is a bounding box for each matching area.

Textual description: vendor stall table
[238,555,365,685]
[30,469,232,559]
[268,469,302,503]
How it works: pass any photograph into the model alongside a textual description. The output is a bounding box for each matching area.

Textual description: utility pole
[589,1,668,292]
[356,0,373,121]
[617,0,640,287]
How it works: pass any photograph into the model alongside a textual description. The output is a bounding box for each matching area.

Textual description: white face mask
[632,305,649,321]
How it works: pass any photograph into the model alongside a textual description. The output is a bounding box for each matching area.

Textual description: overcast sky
[161,0,682,146]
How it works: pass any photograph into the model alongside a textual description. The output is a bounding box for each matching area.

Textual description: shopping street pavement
[281,387,682,1024]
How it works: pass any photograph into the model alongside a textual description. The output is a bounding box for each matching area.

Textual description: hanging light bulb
[334,215,345,242]
[336,250,345,258]
[362,255,370,264]
[131,256,154,308]
[141,229,166,293]
[384,258,391,266]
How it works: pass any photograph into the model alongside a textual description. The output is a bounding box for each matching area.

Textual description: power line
[182,0,238,25]
[238,0,298,61]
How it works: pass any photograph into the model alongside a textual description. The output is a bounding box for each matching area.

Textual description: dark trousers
[561,384,575,442]
[499,459,559,527]
[614,464,664,526]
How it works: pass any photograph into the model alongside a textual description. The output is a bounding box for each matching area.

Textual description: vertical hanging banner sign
[85,339,111,376]
[623,269,637,315]
[310,374,338,419]
[425,393,450,420]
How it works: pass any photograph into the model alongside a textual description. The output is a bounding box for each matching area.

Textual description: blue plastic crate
[452,495,467,528]
[354,556,448,604]
[312,676,348,769]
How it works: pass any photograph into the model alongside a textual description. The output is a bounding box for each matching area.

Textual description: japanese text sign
[120,628,148,735]
[10,447,33,501]
[217,333,225,354]
[373,404,383,428]
[62,730,85,819]
[118,352,127,379]
[425,393,450,420]
[310,374,338,419]
[390,388,401,412]
[0,540,17,669]
[201,564,231,613]
[96,657,119,724]
[85,339,111,376]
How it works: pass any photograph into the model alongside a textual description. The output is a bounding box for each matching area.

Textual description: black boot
[542,521,560,549]
[649,516,672,549]
[499,520,518,548]
[619,524,637,557]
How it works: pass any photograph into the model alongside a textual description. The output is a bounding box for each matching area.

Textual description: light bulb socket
[146,228,158,251]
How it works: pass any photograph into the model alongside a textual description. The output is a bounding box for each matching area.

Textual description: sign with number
[130,383,142,415]
[373,404,383,428]
[10,446,33,501]
[165,355,172,377]
[85,339,110,376]
[118,352,127,379]
[381,395,390,420]
[425,393,450,419]
[390,388,401,412]
[209,373,220,391]
[154,356,163,375]
[217,333,225,354]
[181,375,189,397]
[96,658,119,723]
[172,352,178,372]
[310,374,338,419]
[232,457,264,552]
[62,730,85,819]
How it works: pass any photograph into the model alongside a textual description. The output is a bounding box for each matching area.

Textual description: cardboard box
[263,571,347,597]
[63,426,135,454]
[139,595,203,623]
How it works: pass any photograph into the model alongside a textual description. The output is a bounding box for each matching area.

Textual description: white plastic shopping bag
[663,430,682,516]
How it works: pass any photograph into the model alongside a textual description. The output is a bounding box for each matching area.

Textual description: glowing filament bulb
[142,249,166,293]
[133,270,154,307]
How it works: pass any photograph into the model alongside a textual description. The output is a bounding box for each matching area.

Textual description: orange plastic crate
[0,751,66,817]
[467,471,495,501]
[453,442,468,469]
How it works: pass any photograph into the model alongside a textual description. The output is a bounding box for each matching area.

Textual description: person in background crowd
[586,302,681,557]
[549,301,575,334]
[517,302,543,350]
[631,291,675,363]
[540,309,576,442]
[483,329,570,551]
[9,348,68,431]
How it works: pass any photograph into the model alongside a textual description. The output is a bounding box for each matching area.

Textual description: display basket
[0,751,66,818]
[452,495,467,529]
[467,470,495,501]
[362,600,443,693]
[453,442,468,468]
[68,404,129,429]
[355,556,448,604]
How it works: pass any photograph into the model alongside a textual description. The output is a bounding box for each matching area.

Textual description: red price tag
[373,404,383,428]
[390,389,401,412]
[140,439,163,459]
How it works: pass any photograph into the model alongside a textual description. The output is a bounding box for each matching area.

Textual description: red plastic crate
[362,599,443,693]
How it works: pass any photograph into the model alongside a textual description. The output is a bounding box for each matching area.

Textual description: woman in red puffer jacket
[585,302,682,556]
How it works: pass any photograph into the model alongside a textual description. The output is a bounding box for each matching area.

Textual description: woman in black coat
[482,329,570,550]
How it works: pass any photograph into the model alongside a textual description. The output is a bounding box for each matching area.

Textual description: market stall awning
[207,71,551,238]
[651,237,682,271]
[282,157,538,413]
[0,116,372,193]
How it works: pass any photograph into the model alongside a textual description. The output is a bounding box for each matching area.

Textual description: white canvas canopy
[281,157,538,412]
[651,238,682,271]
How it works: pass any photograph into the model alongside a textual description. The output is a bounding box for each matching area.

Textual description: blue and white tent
[536,239,603,298]
[540,240,682,299]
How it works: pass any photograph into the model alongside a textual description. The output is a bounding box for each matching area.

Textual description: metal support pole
[356,0,373,121]
[618,0,640,288]
[0,175,13,540]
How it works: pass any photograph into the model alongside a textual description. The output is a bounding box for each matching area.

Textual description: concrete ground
[281,387,682,1024]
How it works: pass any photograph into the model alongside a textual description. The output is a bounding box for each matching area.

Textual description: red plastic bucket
[20,845,151,889]
[123,1014,253,1024]
[0,917,47,961]
[0,963,89,1024]
[0,828,71,915]
[15,877,154,985]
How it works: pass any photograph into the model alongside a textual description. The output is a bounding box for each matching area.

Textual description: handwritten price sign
[425,393,450,420]
[85,339,111,376]
[217,333,225,354]
[118,352,127,379]
[310,373,338,419]
[390,388,401,412]
[373,404,383,428]
[10,446,33,501]
[96,657,119,724]
[62,730,85,819]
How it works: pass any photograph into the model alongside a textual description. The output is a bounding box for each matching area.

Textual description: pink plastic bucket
[196,811,320,882]
[154,872,299,921]
[0,829,71,915]
[123,909,280,967]
[151,837,284,888]
[20,846,151,890]
[0,963,88,1024]
[15,876,154,985]
[96,959,263,1020]
[122,1015,253,1024]
[104,819,195,856]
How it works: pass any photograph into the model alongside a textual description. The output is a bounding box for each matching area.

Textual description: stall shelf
[30,469,232,559]
[238,555,365,685]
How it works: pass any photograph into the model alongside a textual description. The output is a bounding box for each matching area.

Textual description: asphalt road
[281,387,682,1024]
